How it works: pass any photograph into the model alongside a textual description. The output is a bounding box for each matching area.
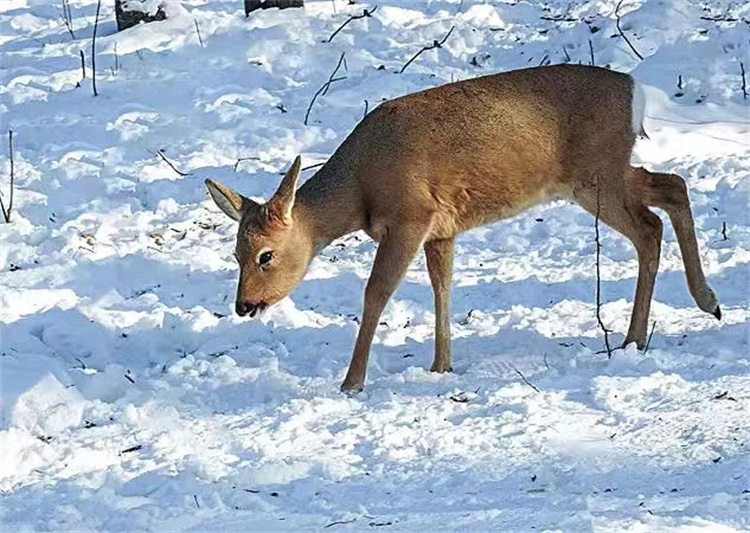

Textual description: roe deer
[206,64,720,393]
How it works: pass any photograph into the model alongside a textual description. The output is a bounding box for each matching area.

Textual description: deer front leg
[340,224,428,393]
[424,238,454,373]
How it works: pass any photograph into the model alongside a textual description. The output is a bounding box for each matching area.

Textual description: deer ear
[205,179,252,221]
[268,155,302,222]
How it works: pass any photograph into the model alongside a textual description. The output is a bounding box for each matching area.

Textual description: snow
[0,0,748,531]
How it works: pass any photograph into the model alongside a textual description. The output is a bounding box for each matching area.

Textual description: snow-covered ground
[1,0,749,531]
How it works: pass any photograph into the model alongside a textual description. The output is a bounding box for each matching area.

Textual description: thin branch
[304,52,347,125]
[562,45,571,63]
[363,99,369,119]
[325,519,357,528]
[60,0,76,39]
[594,180,613,358]
[326,6,377,43]
[155,150,190,176]
[615,0,643,61]
[278,161,325,175]
[302,161,325,172]
[79,50,86,81]
[399,25,455,74]
[643,321,657,354]
[741,62,747,99]
[233,156,260,171]
[511,364,540,393]
[194,18,204,47]
[91,0,102,97]
[0,130,14,223]
[113,42,119,73]
[588,39,595,65]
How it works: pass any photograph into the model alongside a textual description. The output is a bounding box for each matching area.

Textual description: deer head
[205,156,313,317]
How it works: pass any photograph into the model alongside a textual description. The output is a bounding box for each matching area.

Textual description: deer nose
[236,299,259,317]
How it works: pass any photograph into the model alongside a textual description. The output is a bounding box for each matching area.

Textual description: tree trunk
[244,0,304,17]
[115,0,167,31]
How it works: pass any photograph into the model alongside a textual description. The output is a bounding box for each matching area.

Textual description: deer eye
[258,250,274,267]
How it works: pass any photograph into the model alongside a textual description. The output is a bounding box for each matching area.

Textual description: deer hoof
[340,381,364,395]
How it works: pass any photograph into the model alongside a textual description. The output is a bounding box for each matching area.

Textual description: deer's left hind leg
[424,237,455,373]
[576,180,663,348]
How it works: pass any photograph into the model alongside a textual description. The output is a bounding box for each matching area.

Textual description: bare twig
[233,156,260,171]
[302,161,325,172]
[277,161,325,174]
[0,130,14,223]
[155,150,190,176]
[113,42,119,73]
[60,0,76,39]
[594,180,613,358]
[325,518,357,528]
[91,0,102,97]
[562,45,571,63]
[615,0,643,61]
[363,99,369,119]
[721,221,728,241]
[643,321,657,354]
[511,364,540,393]
[327,6,377,43]
[741,62,747,99]
[588,39,595,65]
[304,52,347,125]
[79,50,86,81]
[399,26,455,74]
[194,18,204,47]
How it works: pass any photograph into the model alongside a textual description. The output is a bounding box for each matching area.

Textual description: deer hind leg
[632,167,721,319]
[340,222,429,393]
[577,178,663,348]
[424,237,455,373]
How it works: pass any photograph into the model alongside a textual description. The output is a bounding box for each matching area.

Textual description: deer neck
[294,165,365,255]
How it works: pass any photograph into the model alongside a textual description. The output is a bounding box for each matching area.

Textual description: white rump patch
[631,81,647,134]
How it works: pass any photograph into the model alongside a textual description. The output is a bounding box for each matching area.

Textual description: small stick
[325,518,357,528]
[61,0,76,39]
[233,156,260,171]
[155,150,189,176]
[721,221,728,241]
[301,161,325,171]
[643,321,657,354]
[326,6,377,43]
[279,161,325,174]
[588,39,595,66]
[594,181,613,358]
[400,26,455,74]
[615,0,643,61]
[304,52,347,125]
[114,42,119,72]
[741,62,747,99]
[562,45,571,63]
[511,364,540,393]
[80,50,86,80]
[0,130,14,223]
[91,0,102,96]
[363,99,369,119]
[194,18,204,47]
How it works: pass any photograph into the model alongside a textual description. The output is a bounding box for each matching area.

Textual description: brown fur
[206,65,719,392]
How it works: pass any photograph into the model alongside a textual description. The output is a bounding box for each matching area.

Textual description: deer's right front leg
[340,224,428,393]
